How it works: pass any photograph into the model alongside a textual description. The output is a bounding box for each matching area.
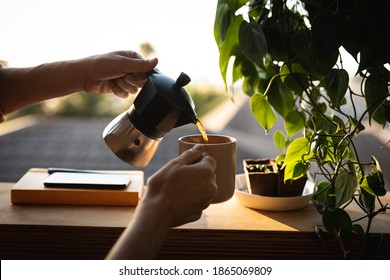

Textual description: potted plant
[214,0,390,258]
[243,158,279,196]
[243,154,307,197]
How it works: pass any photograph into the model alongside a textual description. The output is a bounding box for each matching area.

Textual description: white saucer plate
[234,173,314,211]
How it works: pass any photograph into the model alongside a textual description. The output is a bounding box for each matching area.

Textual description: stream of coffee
[194,118,209,143]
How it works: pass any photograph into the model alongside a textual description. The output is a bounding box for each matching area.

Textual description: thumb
[179,144,204,165]
[125,57,158,73]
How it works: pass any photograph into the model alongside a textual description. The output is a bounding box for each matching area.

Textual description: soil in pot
[243,159,278,197]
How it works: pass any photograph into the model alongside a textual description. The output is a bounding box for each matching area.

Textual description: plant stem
[263,73,281,96]
[348,86,358,119]
[335,232,349,258]
[360,213,374,257]
[305,86,338,128]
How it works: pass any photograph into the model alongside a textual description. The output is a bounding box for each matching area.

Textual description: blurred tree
[0,59,8,67]
[139,42,156,58]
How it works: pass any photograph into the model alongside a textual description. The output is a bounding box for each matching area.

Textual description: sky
[0,0,224,86]
[1,0,363,88]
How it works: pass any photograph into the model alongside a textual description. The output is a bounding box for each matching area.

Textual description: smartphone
[44,172,132,190]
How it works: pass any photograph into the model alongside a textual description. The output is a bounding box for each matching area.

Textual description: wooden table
[1,183,389,259]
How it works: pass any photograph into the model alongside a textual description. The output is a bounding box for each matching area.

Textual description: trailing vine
[214,0,390,257]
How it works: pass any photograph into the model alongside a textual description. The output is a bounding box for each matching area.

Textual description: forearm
[106,198,170,260]
[106,145,217,259]
[0,60,85,114]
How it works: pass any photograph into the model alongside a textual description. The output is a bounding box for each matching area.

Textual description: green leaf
[238,55,257,77]
[263,26,285,61]
[214,0,248,42]
[284,161,308,181]
[273,130,286,152]
[352,224,365,236]
[359,189,375,214]
[239,19,267,68]
[280,63,309,95]
[348,116,365,135]
[359,37,389,73]
[322,69,349,109]
[359,175,386,196]
[371,156,384,184]
[310,130,334,162]
[250,93,277,133]
[305,43,339,78]
[332,130,350,161]
[334,168,357,208]
[284,110,305,137]
[340,9,364,60]
[291,32,310,57]
[214,4,243,88]
[267,77,295,118]
[214,2,230,43]
[312,181,332,211]
[275,154,285,166]
[311,9,341,60]
[231,52,248,85]
[326,183,336,211]
[309,113,338,134]
[323,209,353,240]
[238,55,261,96]
[283,137,313,167]
[364,71,389,126]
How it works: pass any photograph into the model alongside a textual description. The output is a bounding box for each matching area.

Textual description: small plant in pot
[243,158,278,196]
[243,131,307,197]
[214,0,390,258]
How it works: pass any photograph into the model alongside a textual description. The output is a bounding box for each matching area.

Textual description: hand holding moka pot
[103,69,197,167]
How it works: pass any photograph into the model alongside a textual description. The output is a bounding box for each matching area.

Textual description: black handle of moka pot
[144,68,197,128]
[147,68,191,87]
[174,72,197,127]
[175,72,191,88]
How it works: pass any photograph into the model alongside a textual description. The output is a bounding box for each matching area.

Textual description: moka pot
[103,69,196,167]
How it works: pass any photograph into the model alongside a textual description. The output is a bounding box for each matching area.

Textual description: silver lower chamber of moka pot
[102,108,162,167]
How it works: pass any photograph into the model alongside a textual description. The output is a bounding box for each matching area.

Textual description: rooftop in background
[0,114,254,183]
[1,96,389,192]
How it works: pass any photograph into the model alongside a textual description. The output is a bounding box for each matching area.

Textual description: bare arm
[106,145,217,259]
[0,51,158,115]
[106,196,171,259]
